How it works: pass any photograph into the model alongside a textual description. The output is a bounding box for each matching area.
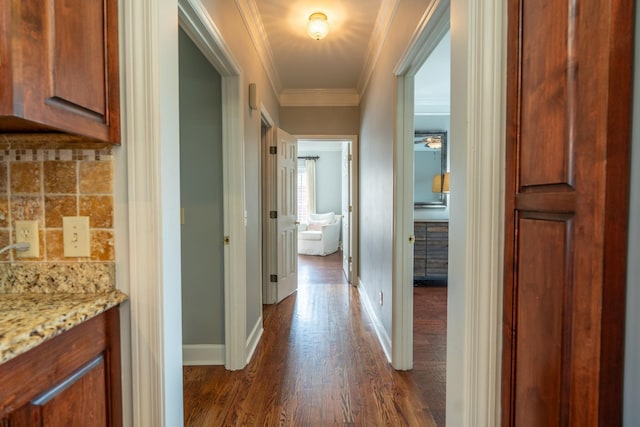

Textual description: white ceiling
[238,0,449,109]
[253,0,382,90]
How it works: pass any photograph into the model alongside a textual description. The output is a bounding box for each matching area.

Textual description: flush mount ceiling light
[307,12,329,40]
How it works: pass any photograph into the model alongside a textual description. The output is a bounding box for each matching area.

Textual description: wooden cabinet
[0,0,120,143]
[0,308,122,426]
[414,221,448,285]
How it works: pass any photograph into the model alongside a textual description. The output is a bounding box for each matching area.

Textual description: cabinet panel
[0,0,120,143]
[52,0,107,116]
[36,357,107,426]
[413,221,448,284]
[0,308,122,425]
[413,222,427,279]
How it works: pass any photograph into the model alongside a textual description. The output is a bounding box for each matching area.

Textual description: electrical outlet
[63,216,91,257]
[15,220,39,258]
[379,291,383,306]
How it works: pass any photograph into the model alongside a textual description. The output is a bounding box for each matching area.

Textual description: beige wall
[358,0,431,339]
[280,106,360,135]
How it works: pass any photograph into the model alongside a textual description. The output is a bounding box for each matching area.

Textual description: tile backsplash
[0,136,115,263]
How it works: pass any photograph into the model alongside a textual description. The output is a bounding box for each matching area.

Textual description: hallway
[183,252,445,426]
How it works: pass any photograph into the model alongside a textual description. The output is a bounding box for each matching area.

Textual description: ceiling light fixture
[422,135,442,149]
[307,12,329,40]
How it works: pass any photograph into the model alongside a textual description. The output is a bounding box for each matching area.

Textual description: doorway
[262,136,359,306]
[296,139,352,281]
[178,28,225,366]
[411,28,450,427]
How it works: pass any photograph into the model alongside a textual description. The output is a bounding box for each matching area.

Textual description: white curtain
[305,159,316,214]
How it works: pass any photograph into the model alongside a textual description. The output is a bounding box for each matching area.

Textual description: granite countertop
[0,262,127,364]
[0,290,127,364]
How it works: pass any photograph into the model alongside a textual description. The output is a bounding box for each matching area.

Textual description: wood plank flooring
[184,251,447,426]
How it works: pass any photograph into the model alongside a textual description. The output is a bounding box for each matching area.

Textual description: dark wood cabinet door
[502,0,633,425]
[0,308,122,427]
[10,357,107,427]
[0,0,120,143]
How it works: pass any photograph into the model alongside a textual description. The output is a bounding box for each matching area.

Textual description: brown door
[502,1,634,426]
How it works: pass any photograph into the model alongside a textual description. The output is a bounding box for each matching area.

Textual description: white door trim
[392,0,450,372]
[122,0,183,424]
[178,0,247,371]
[261,109,277,304]
[392,0,507,426]
[122,1,248,423]
[295,134,359,287]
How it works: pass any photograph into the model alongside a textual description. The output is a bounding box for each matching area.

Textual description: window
[297,158,316,223]
[297,160,309,223]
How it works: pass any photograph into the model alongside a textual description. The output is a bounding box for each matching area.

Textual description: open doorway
[412,29,450,427]
[262,136,358,305]
[178,28,226,366]
[297,140,349,279]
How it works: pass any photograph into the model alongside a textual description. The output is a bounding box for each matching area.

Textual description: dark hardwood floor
[184,251,447,426]
[413,286,447,426]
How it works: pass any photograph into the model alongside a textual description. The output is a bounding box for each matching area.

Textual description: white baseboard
[358,277,392,362]
[245,315,264,365]
[182,344,225,366]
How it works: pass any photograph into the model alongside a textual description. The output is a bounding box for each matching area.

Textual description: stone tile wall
[0,137,115,263]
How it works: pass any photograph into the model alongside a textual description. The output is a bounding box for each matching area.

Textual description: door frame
[121,1,248,423]
[393,0,507,426]
[261,110,276,304]
[295,134,360,287]
[178,0,247,372]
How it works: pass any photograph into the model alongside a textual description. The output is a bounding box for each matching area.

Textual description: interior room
[296,140,345,258]
[411,28,450,426]
[0,1,637,426]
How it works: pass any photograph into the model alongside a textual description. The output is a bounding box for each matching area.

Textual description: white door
[276,128,298,302]
[341,142,352,282]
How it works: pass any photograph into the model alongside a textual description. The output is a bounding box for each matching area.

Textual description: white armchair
[298,212,341,256]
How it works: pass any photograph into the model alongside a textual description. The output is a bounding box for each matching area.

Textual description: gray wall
[280,106,360,135]
[358,0,430,342]
[179,29,225,345]
[624,8,640,425]
[298,149,342,215]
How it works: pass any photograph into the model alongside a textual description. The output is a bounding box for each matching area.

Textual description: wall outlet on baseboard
[379,291,383,306]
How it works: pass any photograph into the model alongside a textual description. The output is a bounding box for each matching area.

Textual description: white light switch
[63,216,90,257]
[15,220,39,258]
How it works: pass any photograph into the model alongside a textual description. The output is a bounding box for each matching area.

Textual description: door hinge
[408,235,415,244]
[270,211,278,219]
[270,274,278,282]
[269,146,277,155]
[224,236,230,245]
[348,154,352,161]
[348,206,353,213]
[349,256,353,263]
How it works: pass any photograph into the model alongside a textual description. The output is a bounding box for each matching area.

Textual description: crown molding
[280,89,360,107]
[234,0,282,95]
[357,0,400,96]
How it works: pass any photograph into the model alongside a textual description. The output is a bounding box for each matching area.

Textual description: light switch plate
[63,216,90,257]
[15,220,39,258]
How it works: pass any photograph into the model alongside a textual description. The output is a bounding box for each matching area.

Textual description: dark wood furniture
[414,221,448,285]
[0,307,122,426]
[0,0,121,143]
